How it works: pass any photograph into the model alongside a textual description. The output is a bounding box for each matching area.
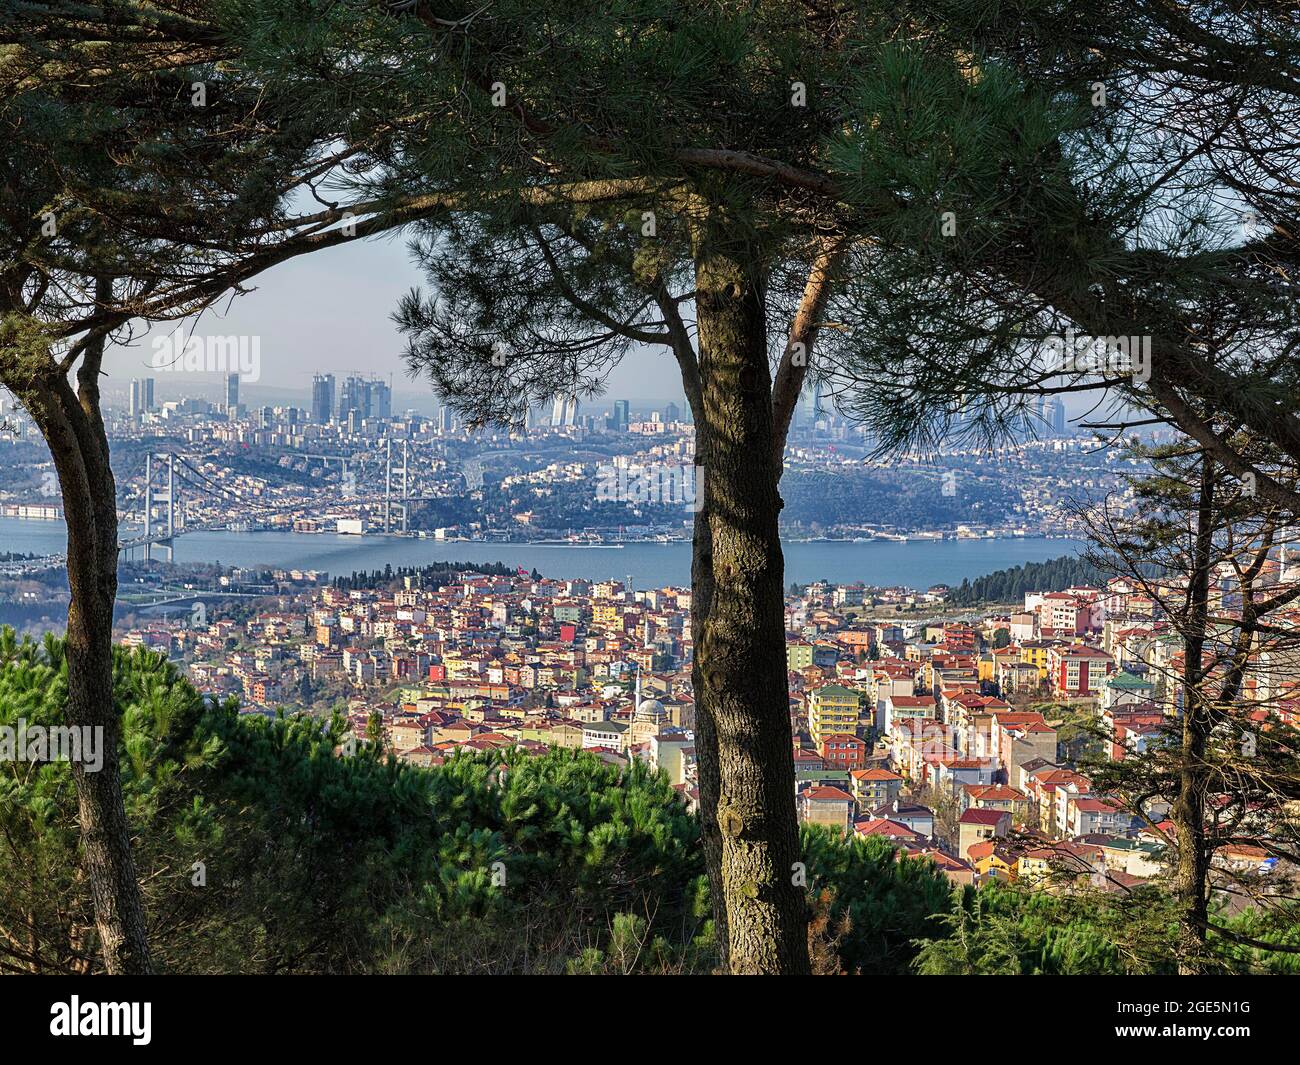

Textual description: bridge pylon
[385,438,409,534]
[142,453,177,562]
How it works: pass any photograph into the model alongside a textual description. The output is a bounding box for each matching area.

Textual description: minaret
[633,660,641,710]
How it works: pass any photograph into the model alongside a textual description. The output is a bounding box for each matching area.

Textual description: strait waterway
[1,518,1083,589]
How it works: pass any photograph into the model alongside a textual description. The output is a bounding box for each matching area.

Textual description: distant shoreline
[0,516,1084,588]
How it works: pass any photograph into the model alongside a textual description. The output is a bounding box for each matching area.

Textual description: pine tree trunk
[690,227,809,975]
[1174,711,1210,974]
[689,500,727,957]
[26,374,153,975]
[1174,456,1214,975]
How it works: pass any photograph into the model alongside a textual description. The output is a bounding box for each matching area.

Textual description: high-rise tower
[311,373,335,423]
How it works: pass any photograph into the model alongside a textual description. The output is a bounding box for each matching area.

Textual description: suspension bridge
[120,441,418,562]
[5,439,504,573]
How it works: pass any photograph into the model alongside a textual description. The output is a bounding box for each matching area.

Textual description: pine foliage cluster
[0,630,940,974]
[947,555,1107,606]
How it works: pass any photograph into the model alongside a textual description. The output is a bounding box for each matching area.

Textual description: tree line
[946,555,1109,606]
[331,560,529,592]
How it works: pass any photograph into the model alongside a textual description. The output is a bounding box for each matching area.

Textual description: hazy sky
[112,233,687,410]
[100,230,1112,427]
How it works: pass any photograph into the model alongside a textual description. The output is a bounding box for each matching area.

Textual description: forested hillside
[947,555,1107,606]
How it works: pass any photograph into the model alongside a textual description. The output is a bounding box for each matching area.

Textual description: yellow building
[968,842,1016,882]
[592,603,621,628]
[1018,641,1053,680]
[808,684,861,746]
[1017,850,1054,883]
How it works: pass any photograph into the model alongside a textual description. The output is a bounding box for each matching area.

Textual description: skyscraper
[129,377,154,417]
[1024,395,1067,439]
[809,381,830,429]
[611,399,630,431]
[368,378,392,420]
[340,375,367,424]
[335,375,392,425]
[311,373,335,423]
[1048,397,1067,436]
[226,372,240,412]
[550,395,579,427]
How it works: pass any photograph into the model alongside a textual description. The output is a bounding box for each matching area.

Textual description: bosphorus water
[1,518,1083,589]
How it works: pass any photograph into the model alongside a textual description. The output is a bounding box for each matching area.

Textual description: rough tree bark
[6,316,153,974]
[689,223,810,974]
[1173,454,1215,975]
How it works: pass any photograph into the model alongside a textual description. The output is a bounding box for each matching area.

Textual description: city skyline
[110,237,692,404]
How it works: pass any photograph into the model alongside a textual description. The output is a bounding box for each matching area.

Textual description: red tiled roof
[966,784,1025,801]
[851,768,903,781]
[854,817,923,840]
[907,848,972,872]
[958,808,1010,826]
[803,785,854,802]
[1074,797,1120,813]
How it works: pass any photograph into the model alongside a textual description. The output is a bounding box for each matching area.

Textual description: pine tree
[0,5,472,969]
[231,0,1177,973]
[1083,440,1300,972]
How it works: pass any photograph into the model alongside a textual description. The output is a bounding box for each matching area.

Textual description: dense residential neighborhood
[117,557,1300,902]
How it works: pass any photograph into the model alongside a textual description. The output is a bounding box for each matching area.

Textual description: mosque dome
[635,698,666,722]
